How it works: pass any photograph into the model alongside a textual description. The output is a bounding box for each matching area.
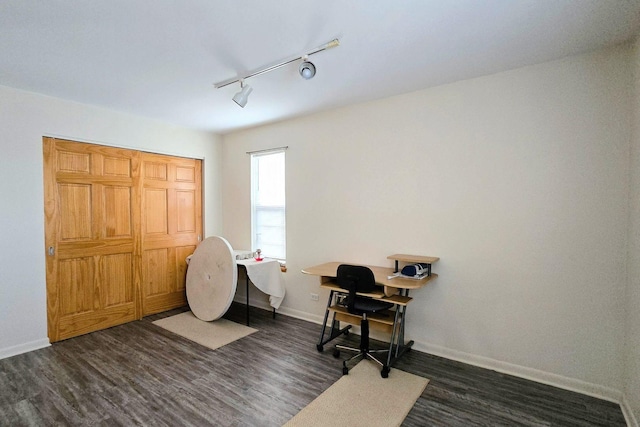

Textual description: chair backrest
[337,264,377,313]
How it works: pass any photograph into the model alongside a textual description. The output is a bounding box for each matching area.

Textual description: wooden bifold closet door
[140,152,201,316]
[43,138,202,342]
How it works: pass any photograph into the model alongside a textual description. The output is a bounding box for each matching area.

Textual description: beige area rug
[152,311,257,350]
[284,360,429,427]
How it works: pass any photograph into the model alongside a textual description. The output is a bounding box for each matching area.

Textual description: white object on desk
[236,258,286,309]
[386,271,429,280]
[233,250,255,260]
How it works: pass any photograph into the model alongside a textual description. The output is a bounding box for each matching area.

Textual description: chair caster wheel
[342,366,349,375]
[333,349,340,358]
[381,366,390,378]
[316,344,323,352]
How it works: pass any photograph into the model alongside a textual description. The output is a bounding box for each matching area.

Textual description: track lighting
[232,81,252,108]
[299,61,316,79]
[213,38,339,107]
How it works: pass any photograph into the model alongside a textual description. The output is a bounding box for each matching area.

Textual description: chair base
[335,343,391,378]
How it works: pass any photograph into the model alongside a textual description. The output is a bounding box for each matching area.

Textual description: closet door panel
[44,138,140,342]
[140,153,201,316]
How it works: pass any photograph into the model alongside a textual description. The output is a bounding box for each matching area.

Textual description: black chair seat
[352,296,393,314]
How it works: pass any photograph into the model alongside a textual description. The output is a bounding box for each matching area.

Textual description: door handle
[48,246,55,256]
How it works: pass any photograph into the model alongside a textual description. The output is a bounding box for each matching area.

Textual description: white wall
[222,46,632,401]
[625,40,640,427]
[0,85,223,358]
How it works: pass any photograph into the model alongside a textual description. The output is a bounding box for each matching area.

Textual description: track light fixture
[232,80,252,108]
[213,38,339,107]
[299,60,316,79]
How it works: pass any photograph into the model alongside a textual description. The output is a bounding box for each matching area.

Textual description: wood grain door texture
[140,152,202,316]
[43,138,202,342]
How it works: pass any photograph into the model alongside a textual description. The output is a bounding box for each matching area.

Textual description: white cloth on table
[236,258,286,309]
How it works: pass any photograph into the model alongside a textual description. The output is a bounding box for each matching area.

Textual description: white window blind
[251,150,286,259]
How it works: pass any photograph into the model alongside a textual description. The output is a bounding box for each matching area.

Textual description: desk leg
[386,305,402,369]
[246,274,250,326]
[384,289,414,370]
[395,289,413,359]
[316,290,351,352]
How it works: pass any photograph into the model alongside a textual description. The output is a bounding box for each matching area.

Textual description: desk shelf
[320,282,412,305]
[387,253,440,276]
[387,254,440,264]
[322,282,412,334]
[328,305,395,334]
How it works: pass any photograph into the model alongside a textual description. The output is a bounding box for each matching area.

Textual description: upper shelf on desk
[387,254,440,264]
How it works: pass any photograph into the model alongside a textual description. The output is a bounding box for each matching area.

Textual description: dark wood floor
[0,303,626,426]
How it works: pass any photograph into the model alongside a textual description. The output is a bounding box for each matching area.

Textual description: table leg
[246,274,250,326]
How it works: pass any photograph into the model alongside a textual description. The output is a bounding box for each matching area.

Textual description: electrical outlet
[310,293,319,301]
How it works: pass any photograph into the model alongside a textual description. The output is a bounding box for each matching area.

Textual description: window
[251,150,286,259]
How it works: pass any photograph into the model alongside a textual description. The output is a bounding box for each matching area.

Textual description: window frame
[250,149,286,260]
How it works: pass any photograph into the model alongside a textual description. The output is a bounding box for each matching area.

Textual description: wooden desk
[302,255,438,375]
[302,261,437,296]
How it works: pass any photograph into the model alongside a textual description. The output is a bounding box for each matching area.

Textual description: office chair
[333,264,394,378]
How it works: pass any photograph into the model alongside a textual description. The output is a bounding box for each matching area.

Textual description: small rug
[152,311,257,351]
[283,360,429,427]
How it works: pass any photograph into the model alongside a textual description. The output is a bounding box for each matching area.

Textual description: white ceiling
[1,1,640,134]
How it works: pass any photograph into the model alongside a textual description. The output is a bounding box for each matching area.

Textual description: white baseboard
[621,394,639,427]
[411,339,623,404]
[0,338,50,360]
